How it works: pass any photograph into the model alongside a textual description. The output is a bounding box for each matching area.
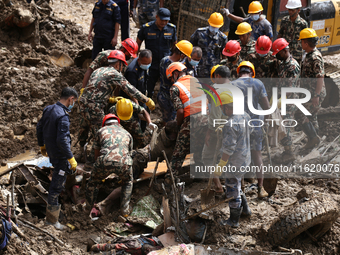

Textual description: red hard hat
[107,50,128,66]
[102,114,120,127]
[272,38,290,56]
[121,38,138,58]
[255,35,272,55]
[222,40,241,57]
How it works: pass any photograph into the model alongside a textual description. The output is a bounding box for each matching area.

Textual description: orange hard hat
[107,50,128,66]
[255,35,272,54]
[166,62,187,78]
[237,61,255,78]
[121,38,138,58]
[272,38,289,56]
[222,40,241,57]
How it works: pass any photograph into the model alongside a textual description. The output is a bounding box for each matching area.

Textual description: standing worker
[88,0,121,60]
[137,8,177,97]
[190,12,227,79]
[234,22,256,60]
[214,91,252,228]
[221,40,242,79]
[115,0,132,40]
[133,0,164,26]
[36,87,78,230]
[166,62,208,176]
[272,38,300,163]
[223,1,273,40]
[181,46,202,77]
[277,0,308,64]
[85,114,134,217]
[296,28,326,149]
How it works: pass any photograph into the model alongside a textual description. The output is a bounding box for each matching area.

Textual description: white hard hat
[286,0,302,9]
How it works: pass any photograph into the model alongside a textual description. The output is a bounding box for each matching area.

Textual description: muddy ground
[1,0,340,254]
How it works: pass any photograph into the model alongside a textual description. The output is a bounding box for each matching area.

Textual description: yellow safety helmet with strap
[176,40,193,58]
[208,12,224,28]
[248,1,263,13]
[116,98,133,121]
[237,61,256,78]
[298,28,317,40]
[235,22,252,35]
[218,90,233,106]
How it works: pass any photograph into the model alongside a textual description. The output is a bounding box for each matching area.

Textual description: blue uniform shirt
[244,17,273,40]
[123,57,149,95]
[182,57,197,77]
[137,21,177,70]
[190,27,227,78]
[36,102,73,165]
[159,56,173,93]
[92,0,121,39]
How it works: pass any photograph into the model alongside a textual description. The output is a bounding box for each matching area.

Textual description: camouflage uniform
[221,113,252,208]
[244,17,273,40]
[278,15,308,64]
[190,27,227,79]
[220,57,243,79]
[169,84,208,174]
[237,39,256,61]
[277,55,300,146]
[78,66,149,154]
[163,0,180,27]
[296,48,326,130]
[85,124,133,213]
[89,50,111,71]
[109,102,146,149]
[138,0,160,26]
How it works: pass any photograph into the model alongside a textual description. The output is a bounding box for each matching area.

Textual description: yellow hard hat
[235,22,252,35]
[116,98,133,121]
[218,90,233,106]
[237,61,255,78]
[298,28,317,40]
[210,64,222,79]
[176,40,193,58]
[208,12,224,28]
[248,1,263,13]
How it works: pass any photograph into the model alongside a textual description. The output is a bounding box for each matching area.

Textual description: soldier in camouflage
[78,51,155,163]
[272,38,300,163]
[213,91,252,228]
[85,114,133,216]
[296,28,326,149]
[232,22,256,61]
[220,40,243,79]
[134,0,163,26]
[277,0,308,64]
[190,13,227,80]
[163,0,180,27]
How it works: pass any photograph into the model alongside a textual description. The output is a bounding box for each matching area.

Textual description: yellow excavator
[177,0,340,107]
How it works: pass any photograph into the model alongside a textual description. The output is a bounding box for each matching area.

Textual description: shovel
[200,128,222,209]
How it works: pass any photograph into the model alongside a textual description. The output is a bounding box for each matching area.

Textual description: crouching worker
[214,91,252,228]
[36,87,78,230]
[85,114,133,217]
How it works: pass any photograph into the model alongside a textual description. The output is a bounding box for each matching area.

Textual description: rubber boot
[302,122,320,150]
[45,204,65,230]
[241,194,251,216]
[224,207,242,228]
[258,186,268,198]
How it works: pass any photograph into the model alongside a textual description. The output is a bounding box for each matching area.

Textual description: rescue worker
[82,38,139,89]
[115,0,131,40]
[78,50,155,165]
[122,49,152,131]
[166,62,208,175]
[221,40,242,79]
[297,28,326,149]
[36,87,78,230]
[234,22,256,60]
[137,8,177,96]
[182,46,202,77]
[277,0,308,64]
[133,0,164,26]
[109,98,157,148]
[190,12,227,79]
[88,0,121,60]
[204,65,231,195]
[272,38,300,162]
[158,40,193,123]
[214,91,252,228]
[232,61,270,198]
[85,114,133,217]
[223,1,273,40]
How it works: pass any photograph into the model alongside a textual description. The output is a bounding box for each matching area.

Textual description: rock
[12,123,28,135]
[296,188,309,200]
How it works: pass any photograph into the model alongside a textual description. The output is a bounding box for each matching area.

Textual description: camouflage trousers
[121,119,145,149]
[85,160,133,213]
[225,171,244,208]
[295,98,324,132]
[280,104,297,146]
[170,114,208,174]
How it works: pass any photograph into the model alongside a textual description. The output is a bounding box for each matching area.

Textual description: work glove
[109,96,124,104]
[40,145,48,157]
[68,157,77,173]
[149,123,157,131]
[215,159,228,177]
[146,98,155,111]
[222,8,230,16]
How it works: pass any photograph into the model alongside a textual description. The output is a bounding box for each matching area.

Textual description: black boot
[241,194,251,216]
[302,122,320,149]
[222,207,242,228]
